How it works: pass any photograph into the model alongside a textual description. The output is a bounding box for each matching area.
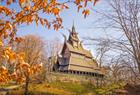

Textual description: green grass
[2,72,124,95]
[94,82,126,95]
[7,81,126,95]
[50,81,96,94]
[3,72,99,95]
[8,81,96,95]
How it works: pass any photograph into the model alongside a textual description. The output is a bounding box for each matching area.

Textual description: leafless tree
[108,54,137,83]
[46,37,62,57]
[85,36,139,84]
[84,37,111,68]
[16,35,46,65]
[45,38,62,72]
[102,0,140,73]
[16,35,46,94]
[86,0,140,75]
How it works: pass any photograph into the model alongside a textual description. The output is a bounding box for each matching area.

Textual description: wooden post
[96,77,99,88]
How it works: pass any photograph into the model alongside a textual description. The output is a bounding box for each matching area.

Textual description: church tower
[68,24,79,47]
[56,24,104,77]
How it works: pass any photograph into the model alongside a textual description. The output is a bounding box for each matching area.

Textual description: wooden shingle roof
[66,42,93,58]
[68,54,103,74]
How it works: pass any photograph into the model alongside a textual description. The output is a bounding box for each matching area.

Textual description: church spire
[72,21,76,33]
[67,23,80,47]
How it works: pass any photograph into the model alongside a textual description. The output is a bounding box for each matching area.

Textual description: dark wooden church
[53,25,104,77]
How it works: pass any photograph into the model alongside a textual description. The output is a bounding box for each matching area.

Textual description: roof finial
[72,20,76,33]
[72,20,74,27]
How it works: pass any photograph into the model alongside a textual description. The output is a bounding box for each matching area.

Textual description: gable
[61,42,70,58]
[66,42,93,58]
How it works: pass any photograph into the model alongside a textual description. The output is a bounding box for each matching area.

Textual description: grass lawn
[8,81,96,95]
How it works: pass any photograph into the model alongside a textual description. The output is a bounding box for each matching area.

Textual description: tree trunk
[137,61,140,74]
[136,54,140,74]
[24,76,29,95]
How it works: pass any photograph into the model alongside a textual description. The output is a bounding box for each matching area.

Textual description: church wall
[59,65,69,71]
[59,47,70,66]
[63,47,70,58]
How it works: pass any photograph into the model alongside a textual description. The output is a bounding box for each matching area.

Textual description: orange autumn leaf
[0,40,3,46]
[63,4,69,9]
[4,31,8,39]
[51,1,57,6]
[0,6,12,16]
[18,52,25,60]
[60,4,69,10]
[53,24,59,30]
[78,5,82,12]
[26,0,31,10]
[8,53,16,63]
[56,17,62,24]
[53,7,60,15]
[44,19,49,26]
[75,0,80,5]
[15,37,23,43]
[32,6,36,11]
[35,18,39,26]
[6,0,12,5]
[93,0,99,6]
[6,22,13,32]
[84,0,88,7]
[0,66,7,71]
[19,0,25,8]
[21,62,30,68]
[46,6,51,14]
[82,9,90,18]
[40,18,44,26]
[11,72,17,79]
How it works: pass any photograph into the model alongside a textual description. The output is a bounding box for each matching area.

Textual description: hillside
[8,72,98,95]
[3,72,138,95]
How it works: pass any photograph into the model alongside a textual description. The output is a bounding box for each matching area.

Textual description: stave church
[53,25,104,78]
